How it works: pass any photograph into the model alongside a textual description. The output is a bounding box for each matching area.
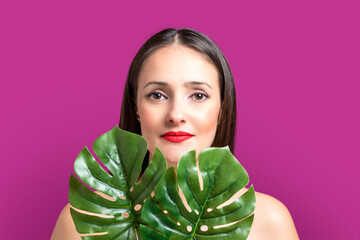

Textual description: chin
[165,155,181,166]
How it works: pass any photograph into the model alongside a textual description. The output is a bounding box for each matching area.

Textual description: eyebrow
[143,81,212,89]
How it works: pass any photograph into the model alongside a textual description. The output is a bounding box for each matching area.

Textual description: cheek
[193,103,220,137]
[137,103,163,141]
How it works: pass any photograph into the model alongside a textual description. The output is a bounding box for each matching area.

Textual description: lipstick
[161,131,194,143]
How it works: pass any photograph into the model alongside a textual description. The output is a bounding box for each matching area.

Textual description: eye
[191,92,209,102]
[147,91,167,101]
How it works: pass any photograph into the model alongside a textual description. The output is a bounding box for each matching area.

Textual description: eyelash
[146,91,209,102]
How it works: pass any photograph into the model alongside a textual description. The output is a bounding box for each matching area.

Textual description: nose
[166,98,186,125]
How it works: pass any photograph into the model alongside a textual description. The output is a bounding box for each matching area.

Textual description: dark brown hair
[119,28,236,166]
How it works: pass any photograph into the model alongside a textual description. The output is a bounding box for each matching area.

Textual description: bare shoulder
[254,191,293,223]
[51,191,114,240]
[246,190,299,240]
[51,203,81,240]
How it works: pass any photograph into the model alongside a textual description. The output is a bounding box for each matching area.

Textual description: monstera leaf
[69,126,166,239]
[140,147,256,240]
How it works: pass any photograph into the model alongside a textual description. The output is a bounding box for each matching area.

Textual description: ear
[135,104,140,121]
[136,111,140,121]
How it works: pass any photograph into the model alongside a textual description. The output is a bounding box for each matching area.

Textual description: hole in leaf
[178,186,192,213]
[187,226,192,232]
[200,225,208,232]
[122,212,129,218]
[194,210,199,215]
[119,196,126,200]
[216,188,248,209]
[163,210,168,214]
[134,204,142,211]
[151,191,155,197]
[94,191,115,201]
[71,205,114,219]
[196,158,204,191]
[214,220,239,229]
[90,150,113,178]
[177,222,181,226]
[207,208,213,212]
[136,172,143,184]
[80,232,108,237]
[130,187,134,192]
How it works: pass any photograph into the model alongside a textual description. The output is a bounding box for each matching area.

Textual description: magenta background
[1,0,359,239]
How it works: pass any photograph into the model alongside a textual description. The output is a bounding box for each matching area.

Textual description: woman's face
[136,45,221,166]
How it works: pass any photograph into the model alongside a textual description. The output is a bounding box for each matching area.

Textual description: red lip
[161,131,194,143]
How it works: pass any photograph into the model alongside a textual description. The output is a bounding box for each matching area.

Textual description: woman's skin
[51,45,299,239]
[136,45,221,168]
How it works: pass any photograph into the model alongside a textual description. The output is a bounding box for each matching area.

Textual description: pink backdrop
[1,0,359,239]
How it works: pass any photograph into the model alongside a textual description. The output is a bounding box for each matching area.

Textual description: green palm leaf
[140,147,255,240]
[69,126,166,239]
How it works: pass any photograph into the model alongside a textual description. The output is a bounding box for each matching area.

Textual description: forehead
[138,45,219,88]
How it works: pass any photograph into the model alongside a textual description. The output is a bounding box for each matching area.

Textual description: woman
[51,28,299,239]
